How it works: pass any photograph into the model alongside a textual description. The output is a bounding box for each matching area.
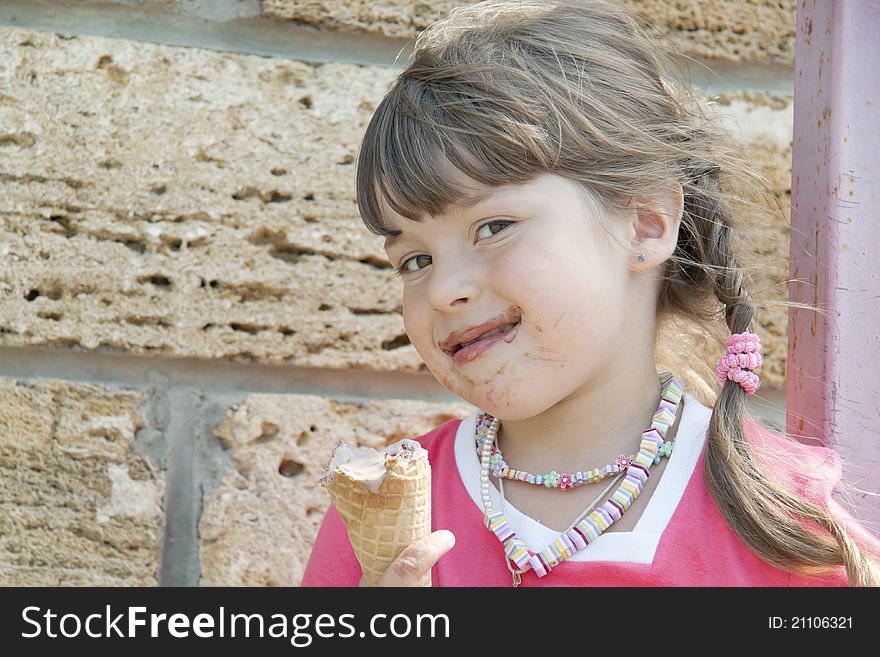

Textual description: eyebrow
[383,233,406,250]
[381,189,501,251]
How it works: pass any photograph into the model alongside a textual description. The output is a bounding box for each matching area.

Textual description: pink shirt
[303,394,876,586]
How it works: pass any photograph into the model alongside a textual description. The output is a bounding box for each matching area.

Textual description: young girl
[302,0,880,587]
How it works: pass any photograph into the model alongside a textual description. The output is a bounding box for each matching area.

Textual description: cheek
[496,241,622,349]
[401,301,421,343]
[401,298,438,357]
[494,240,591,312]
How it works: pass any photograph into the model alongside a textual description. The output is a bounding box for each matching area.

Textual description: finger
[379,530,456,587]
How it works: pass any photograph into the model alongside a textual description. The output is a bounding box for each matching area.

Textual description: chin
[467,390,542,422]
[483,395,558,422]
[480,407,531,422]
[421,355,540,419]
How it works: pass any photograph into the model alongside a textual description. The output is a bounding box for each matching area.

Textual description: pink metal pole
[789,1,880,523]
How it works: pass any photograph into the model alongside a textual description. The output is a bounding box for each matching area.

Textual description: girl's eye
[476,219,511,240]
[392,220,512,277]
[393,254,431,277]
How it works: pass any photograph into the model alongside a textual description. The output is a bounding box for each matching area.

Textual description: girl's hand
[358,530,456,587]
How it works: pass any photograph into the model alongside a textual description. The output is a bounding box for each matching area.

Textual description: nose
[425,250,482,311]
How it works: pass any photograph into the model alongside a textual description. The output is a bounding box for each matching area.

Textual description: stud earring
[637,253,645,262]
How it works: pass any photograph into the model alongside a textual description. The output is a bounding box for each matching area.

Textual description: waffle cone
[323,444,432,586]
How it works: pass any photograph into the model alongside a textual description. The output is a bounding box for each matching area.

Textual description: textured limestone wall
[263,0,797,63]
[1,29,411,370]
[0,0,802,586]
[0,377,161,585]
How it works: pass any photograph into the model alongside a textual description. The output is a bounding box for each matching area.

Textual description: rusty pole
[789,1,880,522]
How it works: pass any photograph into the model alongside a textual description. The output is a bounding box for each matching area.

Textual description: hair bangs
[356,77,539,238]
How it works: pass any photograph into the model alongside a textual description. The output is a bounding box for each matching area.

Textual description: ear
[627,183,683,272]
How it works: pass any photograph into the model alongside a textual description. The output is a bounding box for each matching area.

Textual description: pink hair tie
[716,331,762,395]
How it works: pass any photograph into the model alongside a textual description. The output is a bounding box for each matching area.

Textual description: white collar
[453,391,712,564]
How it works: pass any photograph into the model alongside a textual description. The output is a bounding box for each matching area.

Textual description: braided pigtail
[682,166,880,586]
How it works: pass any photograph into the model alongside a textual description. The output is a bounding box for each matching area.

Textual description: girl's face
[382,172,642,420]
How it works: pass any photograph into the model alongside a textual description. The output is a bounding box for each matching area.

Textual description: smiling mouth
[452,322,519,352]
[450,321,520,364]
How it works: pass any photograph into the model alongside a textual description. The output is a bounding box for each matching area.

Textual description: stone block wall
[0,0,802,586]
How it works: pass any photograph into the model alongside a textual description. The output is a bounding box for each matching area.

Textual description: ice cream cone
[321,439,432,586]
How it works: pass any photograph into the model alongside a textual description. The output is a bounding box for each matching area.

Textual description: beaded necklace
[477,432,674,490]
[476,372,683,586]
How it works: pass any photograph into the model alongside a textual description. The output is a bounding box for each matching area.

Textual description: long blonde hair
[355,0,879,585]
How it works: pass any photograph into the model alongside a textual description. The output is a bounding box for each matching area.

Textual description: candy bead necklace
[477,371,683,585]
[499,464,626,586]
